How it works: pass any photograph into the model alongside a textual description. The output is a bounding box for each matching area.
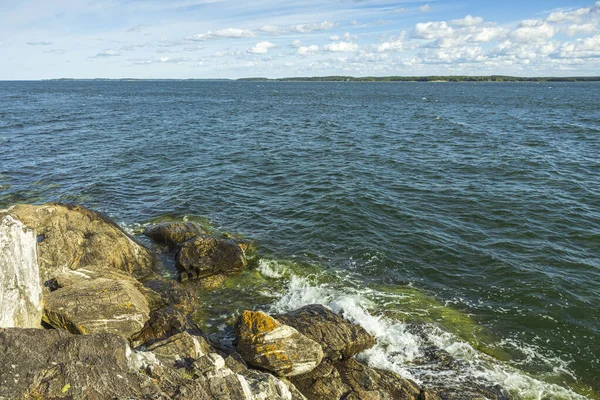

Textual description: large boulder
[275,304,375,361]
[0,215,43,328]
[290,358,421,400]
[42,276,151,338]
[234,310,323,377]
[1,203,159,284]
[144,222,208,249]
[0,328,164,399]
[176,234,247,283]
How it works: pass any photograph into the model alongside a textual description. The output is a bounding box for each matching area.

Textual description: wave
[259,259,590,400]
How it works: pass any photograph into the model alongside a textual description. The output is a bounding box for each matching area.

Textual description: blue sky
[1,0,599,79]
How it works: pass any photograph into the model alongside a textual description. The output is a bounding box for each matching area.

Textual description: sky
[1,0,600,79]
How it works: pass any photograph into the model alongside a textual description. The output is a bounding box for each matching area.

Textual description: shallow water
[1,80,599,398]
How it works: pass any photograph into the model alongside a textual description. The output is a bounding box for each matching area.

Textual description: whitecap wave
[263,258,590,400]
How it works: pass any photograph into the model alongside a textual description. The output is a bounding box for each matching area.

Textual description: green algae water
[1,80,599,399]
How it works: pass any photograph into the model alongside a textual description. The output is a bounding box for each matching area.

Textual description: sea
[0,80,598,399]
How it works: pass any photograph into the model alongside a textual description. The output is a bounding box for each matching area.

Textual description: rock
[224,352,248,373]
[0,215,43,328]
[0,328,164,399]
[241,369,293,400]
[290,358,421,400]
[52,267,167,311]
[131,305,204,348]
[176,234,247,283]
[2,203,159,284]
[147,332,212,364]
[144,222,208,249]
[42,277,150,338]
[425,381,509,400]
[234,310,323,377]
[275,304,375,361]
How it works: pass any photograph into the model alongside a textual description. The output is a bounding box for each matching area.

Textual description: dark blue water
[1,81,599,398]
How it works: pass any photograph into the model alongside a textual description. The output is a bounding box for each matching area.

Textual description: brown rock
[3,203,159,283]
[176,234,247,283]
[42,277,150,338]
[276,304,375,361]
[144,222,208,248]
[234,310,323,377]
[290,358,422,400]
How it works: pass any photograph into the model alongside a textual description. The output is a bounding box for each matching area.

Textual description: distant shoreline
[2,75,599,82]
[237,75,600,82]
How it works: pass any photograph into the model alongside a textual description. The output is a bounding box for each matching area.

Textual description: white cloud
[419,4,431,12]
[546,2,599,23]
[131,56,191,65]
[467,25,507,42]
[330,32,356,41]
[559,34,600,58]
[248,41,275,54]
[296,45,319,55]
[450,15,484,27]
[375,40,403,52]
[27,41,53,46]
[562,23,598,36]
[510,20,556,43]
[259,25,280,34]
[294,21,337,33]
[186,28,254,41]
[324,41,359,52]
[96,49,120,57]
[292,40,302,48]
[412,21,453,39]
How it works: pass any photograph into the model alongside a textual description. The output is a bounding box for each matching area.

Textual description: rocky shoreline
[0,203,508,400]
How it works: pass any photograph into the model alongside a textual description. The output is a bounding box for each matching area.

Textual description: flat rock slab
[275,304,375,361]
[0,328,161,400]
[176,234,247,282]
[43,277,150,338]
[235,310,323,377]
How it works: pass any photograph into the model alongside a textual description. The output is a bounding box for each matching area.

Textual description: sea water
[1,80,599,398]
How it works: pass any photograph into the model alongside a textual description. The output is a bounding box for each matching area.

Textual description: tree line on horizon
[238,75,600,82]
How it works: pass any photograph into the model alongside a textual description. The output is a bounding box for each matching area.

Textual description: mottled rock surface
[0,328,163,400]
[43,277,150,338]
[176,234,247,283]
[144,222,209,249]
[147,331,212,363]
[291,358,421,400]
[0,215,42,328]
[235,310,323,377]
[2,203,159,283]
[276,304,375,361]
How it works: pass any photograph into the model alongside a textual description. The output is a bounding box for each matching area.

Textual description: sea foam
[262,258,590,400]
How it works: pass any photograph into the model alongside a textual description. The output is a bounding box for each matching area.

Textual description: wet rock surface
[290,358,421,400]
[144,222,209,249]
[235,310,324,377]
[176,234,248,283]
[275,304,375,361]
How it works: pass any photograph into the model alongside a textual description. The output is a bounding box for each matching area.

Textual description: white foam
[261,259,591,400]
